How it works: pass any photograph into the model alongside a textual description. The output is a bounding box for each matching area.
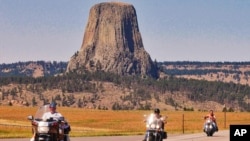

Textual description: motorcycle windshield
[34,104,50,120]
[146,113,162,129]
[146,114,155,125]
[206,118,213,123]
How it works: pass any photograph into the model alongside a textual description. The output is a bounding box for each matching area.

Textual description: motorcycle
[203,118,216,136]
[27,104,71,141]
[144,113,167,141]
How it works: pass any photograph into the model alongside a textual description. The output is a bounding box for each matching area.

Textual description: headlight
[38,126,50,133]
[206,119,212,123]
[150,124,156,129]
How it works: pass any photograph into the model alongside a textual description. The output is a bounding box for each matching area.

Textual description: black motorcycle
[144,114,167,141]
[203,118,216,136]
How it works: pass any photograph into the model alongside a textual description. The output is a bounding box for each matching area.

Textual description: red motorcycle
[27,104,70,141]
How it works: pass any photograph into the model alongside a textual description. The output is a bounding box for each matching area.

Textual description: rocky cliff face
[67,2,158,78]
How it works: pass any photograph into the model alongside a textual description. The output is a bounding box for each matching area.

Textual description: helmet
[154,108,160,114]
[49,102,57,108]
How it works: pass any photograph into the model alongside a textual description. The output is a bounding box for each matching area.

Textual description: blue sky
[0,0,250,64]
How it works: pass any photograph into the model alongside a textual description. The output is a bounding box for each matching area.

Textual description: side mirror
[59,116,64,121]
[27,115,33,120]
[58,117,65,123]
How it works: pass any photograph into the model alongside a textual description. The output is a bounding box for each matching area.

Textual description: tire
[157,133,162,141]
[64,135,70,141]
[51,133,57,141]
[210,130,214,136]
[148,135,154,141]
[206,131,211,136]
[206,131,213,137]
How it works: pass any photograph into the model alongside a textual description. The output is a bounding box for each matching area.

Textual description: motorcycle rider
[30,102,65,141]
[42,102,63,121]
[142,108,165,141]
[203,109,218,132]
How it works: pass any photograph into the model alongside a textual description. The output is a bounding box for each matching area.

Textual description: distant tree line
[158,61,250,76]
[1,61,250,111]
[162,69,241,75]
[1,67,250,111]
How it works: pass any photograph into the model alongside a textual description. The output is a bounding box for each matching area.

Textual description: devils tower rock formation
[67,2,158,78]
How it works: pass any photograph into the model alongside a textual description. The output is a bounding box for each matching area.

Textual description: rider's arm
[212,116,217,122]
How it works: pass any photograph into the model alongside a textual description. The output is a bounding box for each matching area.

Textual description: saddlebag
[64,125,71,134]
[162,131,167,139]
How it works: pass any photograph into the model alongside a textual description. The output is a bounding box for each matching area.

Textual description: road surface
[0,130,229,141]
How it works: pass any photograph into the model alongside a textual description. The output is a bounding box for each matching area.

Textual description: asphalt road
[0,130,229,141]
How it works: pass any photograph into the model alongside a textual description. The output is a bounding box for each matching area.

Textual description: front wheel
[206,132,213,137]
[50,133,58,141]
[148,135,154,141]
[64,134,70,141]
[157,135,163,141]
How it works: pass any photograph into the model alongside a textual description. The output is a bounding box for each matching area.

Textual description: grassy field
[0,106,250,138]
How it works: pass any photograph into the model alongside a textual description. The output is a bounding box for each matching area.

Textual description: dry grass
[0,106,250,138]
